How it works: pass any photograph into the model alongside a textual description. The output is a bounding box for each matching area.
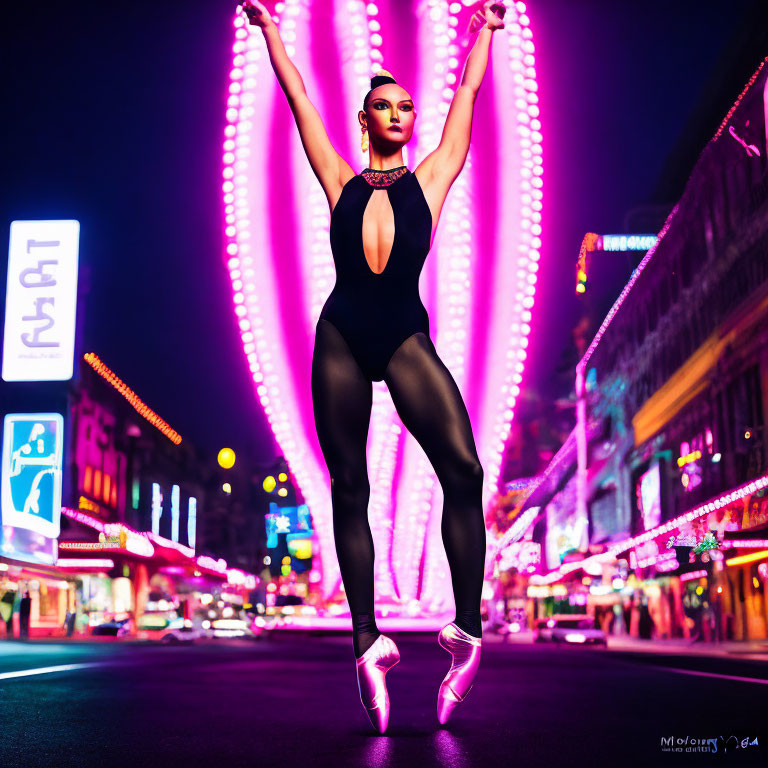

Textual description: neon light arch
[221,0,543,614]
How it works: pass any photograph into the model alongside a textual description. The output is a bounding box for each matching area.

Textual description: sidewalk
[489,628,768,659]
[606,634,768,659]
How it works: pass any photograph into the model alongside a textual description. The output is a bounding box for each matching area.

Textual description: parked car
[206,617,254,639]
[91,617,131,637]
[534,615,607,646]
[160,622,203,644]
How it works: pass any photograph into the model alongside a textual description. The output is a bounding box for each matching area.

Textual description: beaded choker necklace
[361,165,409,188]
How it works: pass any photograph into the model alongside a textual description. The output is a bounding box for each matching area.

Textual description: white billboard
[2,219,80,381]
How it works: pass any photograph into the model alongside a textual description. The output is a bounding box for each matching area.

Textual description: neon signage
[188,497,197,550]
[637,463,662,530]
[151,483,162,534]
[171,484,180,543]
[2,220,80,381]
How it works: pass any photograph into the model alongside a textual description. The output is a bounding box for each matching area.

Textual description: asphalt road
[1,633,766,768]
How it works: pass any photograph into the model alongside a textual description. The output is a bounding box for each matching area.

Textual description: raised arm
[241,1,352,206]
[415,2,506,189]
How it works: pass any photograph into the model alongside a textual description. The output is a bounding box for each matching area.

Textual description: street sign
[1,412,64,539]
[2,220,80,381]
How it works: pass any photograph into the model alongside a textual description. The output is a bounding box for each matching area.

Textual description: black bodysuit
[311,164,486,659]
[318,165,432,381]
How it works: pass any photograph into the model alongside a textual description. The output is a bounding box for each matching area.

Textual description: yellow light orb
[278,488,288,497]
[263,475,276,493]
[223,482,232,494]
[218,448,236,468]
[278,472,287,482]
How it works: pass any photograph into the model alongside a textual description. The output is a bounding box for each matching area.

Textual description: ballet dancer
[240,0,507,732]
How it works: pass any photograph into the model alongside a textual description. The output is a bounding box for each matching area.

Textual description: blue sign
[265,503,312,549]
[1,413,64,540]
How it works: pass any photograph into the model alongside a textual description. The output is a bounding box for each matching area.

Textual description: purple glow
[575,61,768,377]
[535,472,768,584]
[56,558,114,569]
[222,2,542,611]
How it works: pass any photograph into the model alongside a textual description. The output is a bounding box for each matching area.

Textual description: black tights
[312,320,486,658]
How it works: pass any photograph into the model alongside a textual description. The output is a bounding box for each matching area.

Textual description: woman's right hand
[239,0,275,30]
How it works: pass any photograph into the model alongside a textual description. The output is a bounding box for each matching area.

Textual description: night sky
[1,1,764,468]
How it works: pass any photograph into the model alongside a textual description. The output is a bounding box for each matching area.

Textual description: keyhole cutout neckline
[359,166,409,276]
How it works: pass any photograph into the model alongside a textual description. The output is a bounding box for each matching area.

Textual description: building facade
[513,59,768,642]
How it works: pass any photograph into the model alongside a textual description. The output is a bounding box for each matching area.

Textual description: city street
[3,3,768,768]
[2,634,767,767]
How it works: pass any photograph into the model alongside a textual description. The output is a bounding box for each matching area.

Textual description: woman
[241,0,506,732]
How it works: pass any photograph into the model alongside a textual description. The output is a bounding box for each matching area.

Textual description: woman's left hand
[469,1,507,33]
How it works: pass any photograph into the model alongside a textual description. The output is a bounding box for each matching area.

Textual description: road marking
[0,663,101,680]
[650,665,768,685]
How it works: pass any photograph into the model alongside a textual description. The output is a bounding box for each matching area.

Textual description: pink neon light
[223,3,543,611]
[147,532,195,558]
[197,555,227,573]
[536,473,768,584]
[711,58,767,141]
[607,473,768,557]
[723,539,768,548]
[680,569,707,582]
[60,507,154,558]
[61,507,106,532]
[56,558,114,569]
[61,507,253,574]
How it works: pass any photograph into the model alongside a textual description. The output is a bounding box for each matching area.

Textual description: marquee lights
[608,474,768,558]
[223,0,543,608]
[61,506,257,579]
[536,474,768,584]
[61,506,154,557]
[83,353,182,444]
[711,57,767,142]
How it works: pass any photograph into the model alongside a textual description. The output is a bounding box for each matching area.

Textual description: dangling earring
[361,125,369,153]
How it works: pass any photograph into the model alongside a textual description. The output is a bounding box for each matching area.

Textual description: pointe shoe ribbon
[355,634,401,734]
[437,622,482,725]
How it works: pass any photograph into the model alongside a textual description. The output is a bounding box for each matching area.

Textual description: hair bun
[370,68,397,90]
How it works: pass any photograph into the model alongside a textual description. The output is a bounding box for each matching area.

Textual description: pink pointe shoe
[436,622,482,725]
[355,633,401,734]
